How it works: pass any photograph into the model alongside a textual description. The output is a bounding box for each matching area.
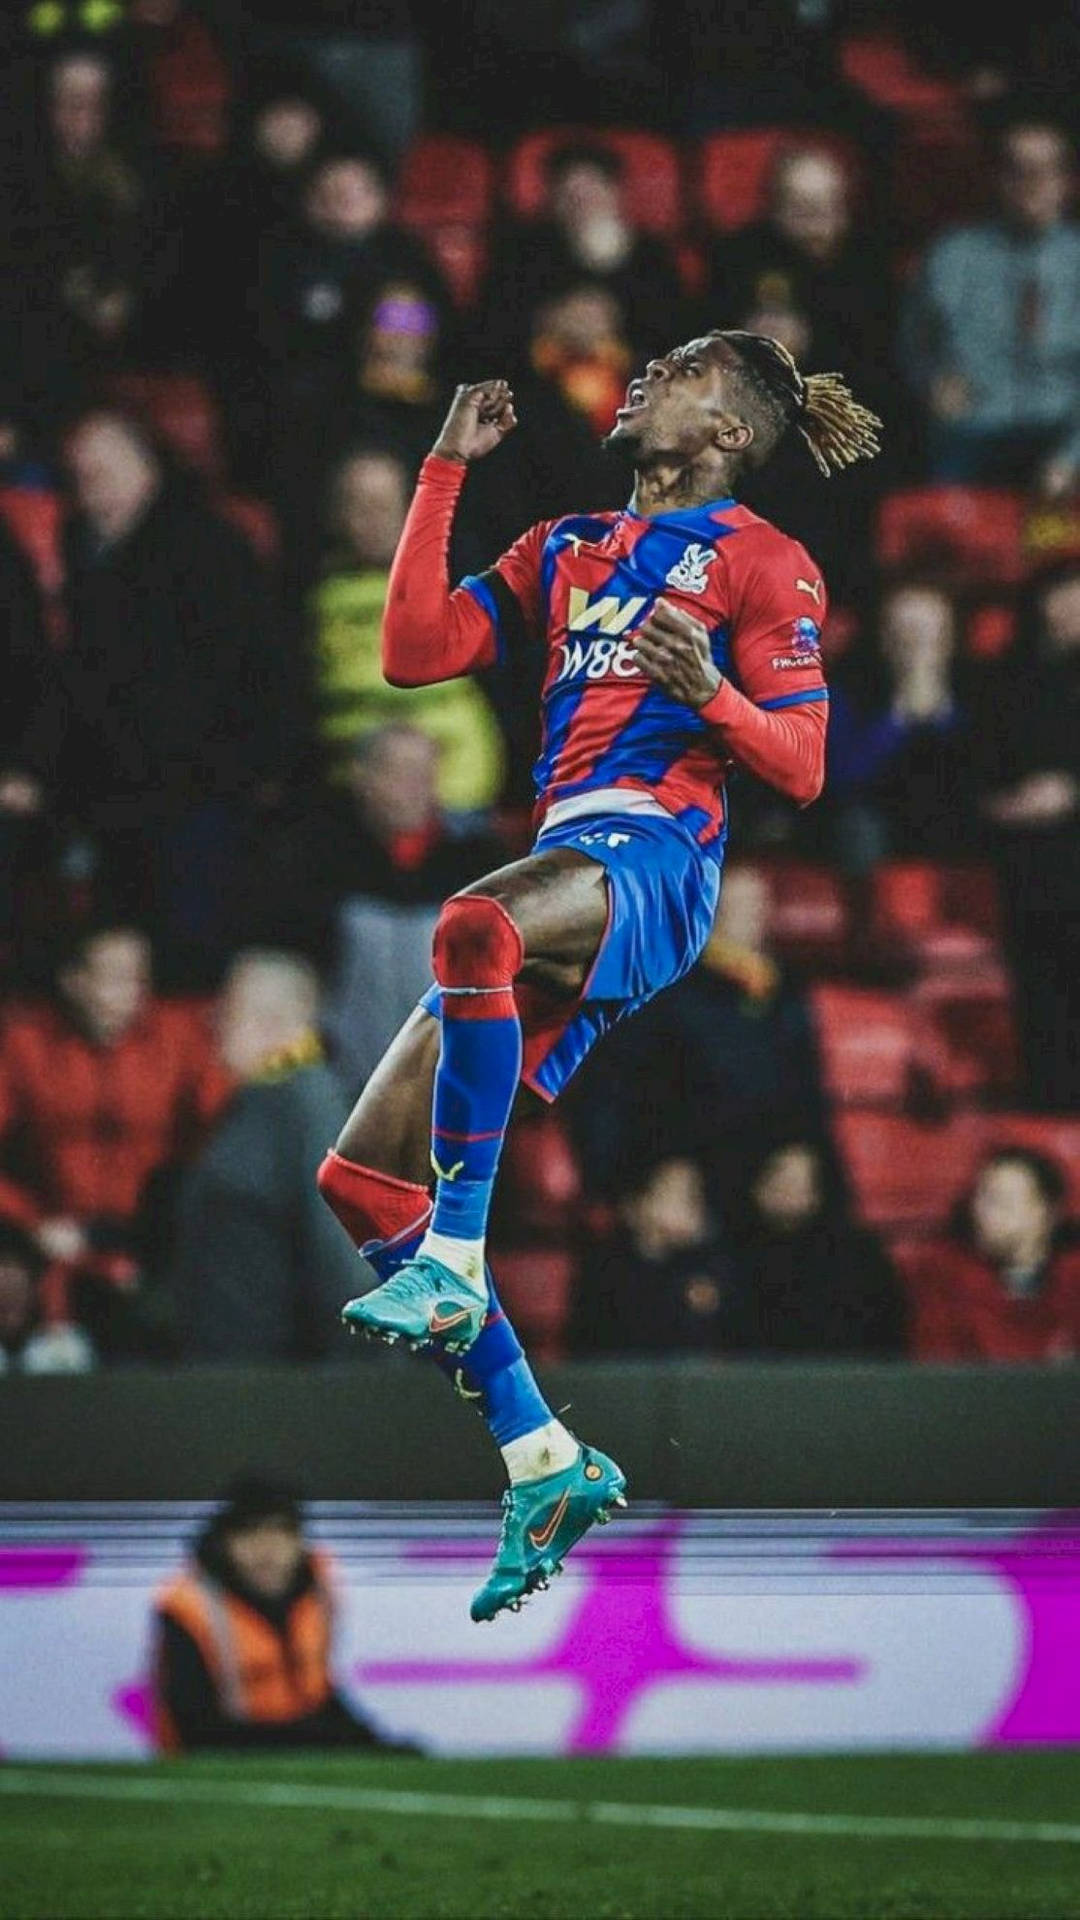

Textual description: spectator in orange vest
[152,1475,419,1753]
[905,1149,1080,1363]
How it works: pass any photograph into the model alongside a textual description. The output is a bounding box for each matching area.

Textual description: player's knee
[433,894,524,989]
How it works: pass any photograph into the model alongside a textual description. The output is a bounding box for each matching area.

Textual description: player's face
[606,336,745,463]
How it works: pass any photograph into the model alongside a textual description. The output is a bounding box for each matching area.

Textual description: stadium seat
[810,984,946,1107]
[888,121,988,245]
[145,11,230,155]
[838,33,963,117]
[500,1112,582,1236]
[488,1245,575,1361]
[965,602,1016,660]
[219,493,280,562]
[0,485,65,600]
[875,488,1026,588]
[503,127,683,235]
[397,135,494,228]
[917,986,1021,1101]
[834,1109,985,1231]
[101,373,227,483]
[871,862,1001,944]
[758,861,851,970]
[694,128,864,235]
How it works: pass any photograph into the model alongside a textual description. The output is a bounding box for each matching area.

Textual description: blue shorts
[421,810,722,1102]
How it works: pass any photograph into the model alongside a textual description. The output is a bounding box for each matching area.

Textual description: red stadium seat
[219,494,280,562]
[694,128,864,235]
[145,11,230,155]
[875,488,1026,588]
[101,373,227,483]
[758,861,851,970]
[503,127,683,235]
[500,1112,583,1236]
[919,989,1021,1100]
[0,485,65,599]
[838,34,963,117]
[810,985,945,1107]
[966,602,1016,660]
[834,1109,985,1231]
[871,862,1002,944]
[397,135,494,228]
[488,1246,575,1361]
[889,121,988,244]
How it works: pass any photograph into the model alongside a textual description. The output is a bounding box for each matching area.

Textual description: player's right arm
[382,380,547,687]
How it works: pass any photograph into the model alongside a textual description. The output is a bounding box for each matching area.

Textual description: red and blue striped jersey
[460,496,828,855]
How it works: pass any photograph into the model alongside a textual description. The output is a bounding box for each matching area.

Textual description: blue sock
[430,985,522,1243]
[366,1230,552,1446]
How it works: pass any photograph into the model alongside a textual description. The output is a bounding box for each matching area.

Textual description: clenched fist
[632,598,722,710]
[432,379,517,464]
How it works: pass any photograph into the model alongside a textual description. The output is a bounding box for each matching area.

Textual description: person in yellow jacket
[309,447,505,813]
[151,1475,419,1753]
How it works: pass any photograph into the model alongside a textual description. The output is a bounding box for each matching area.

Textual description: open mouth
[615,380,648,421]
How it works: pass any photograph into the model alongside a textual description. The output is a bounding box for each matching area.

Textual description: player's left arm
[633,540,828,805]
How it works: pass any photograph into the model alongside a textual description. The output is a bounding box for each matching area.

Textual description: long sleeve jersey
[382,455,829,857]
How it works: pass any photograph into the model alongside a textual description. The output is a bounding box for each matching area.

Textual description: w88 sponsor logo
[554,636,643,683]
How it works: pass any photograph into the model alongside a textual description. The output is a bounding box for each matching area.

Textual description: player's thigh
[462,846,608,992]
[335,1006,440,1186]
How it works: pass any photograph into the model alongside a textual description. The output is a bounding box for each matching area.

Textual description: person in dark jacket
[9,413,300,985]
[152,1474,417,1752]
[570,1155,737,1356]
[726,1137,908,1357]
[174,951,360,1362]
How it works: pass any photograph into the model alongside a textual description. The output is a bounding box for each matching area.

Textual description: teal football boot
[471,1444,628,1622]
[342,1253,487,1355]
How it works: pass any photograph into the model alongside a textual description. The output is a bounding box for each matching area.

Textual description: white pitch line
[2,1769,1080,1848]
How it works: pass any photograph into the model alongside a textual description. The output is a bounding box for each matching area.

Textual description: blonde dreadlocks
[716,330,883,477]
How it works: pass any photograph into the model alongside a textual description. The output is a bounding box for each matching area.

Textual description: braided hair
[716,330,882,477]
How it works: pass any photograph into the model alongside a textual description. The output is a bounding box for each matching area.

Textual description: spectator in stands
[5,413,298,984]
[905,1148,1080,1362]
[236,724,503,1086]
[480,140,685,366]
[570,1155,735,1355]
[6,46,176,435]
[241,2,422,167]
[0,1221,94,1375]
[974,559,1080,1110]
[153,1474,418,1751]
[0,921,229,1356]
[707,146,892,408]
[254,150,445,458]
[725,1138,908,1357]
[301,451,505,806]
[0,518,55,960]
[899,117,1080,494]
[826,575,974,869]
[174,951,359,1362]
[569,863,826,1213]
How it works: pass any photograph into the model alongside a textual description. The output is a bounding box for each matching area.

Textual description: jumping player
[317,331,881,1620]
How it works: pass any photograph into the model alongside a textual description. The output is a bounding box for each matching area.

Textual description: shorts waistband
[540,788,675,832]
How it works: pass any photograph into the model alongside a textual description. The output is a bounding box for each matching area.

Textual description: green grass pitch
[4,1751,1080,1919]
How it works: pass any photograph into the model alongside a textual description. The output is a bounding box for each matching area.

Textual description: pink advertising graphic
[1,1510,1077,1758]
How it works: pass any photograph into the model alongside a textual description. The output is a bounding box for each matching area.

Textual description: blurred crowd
[0,1,1078,1374]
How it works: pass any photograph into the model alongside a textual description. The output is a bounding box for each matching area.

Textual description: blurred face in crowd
[0,1256,33,1343]
[66,416,161,545]
[998,126,1071,233]
[61,931,151,1046]
[348,727,439,839]
[549,158,624,232]
[971,1157,1056,1269]
[880,583,956,678]
[223,1520,304,1600]
[253,97,322,172]
[753,1144,822,1234]
[216,955,320,1080]
[771,151,850,261]
[307,158,386,242]
[1039,570,1080,656]
[534,286,623,357]
[49,53,110,161]
[331,450,408,567]
[360,282,439,382]
[623,1159,709,1262]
